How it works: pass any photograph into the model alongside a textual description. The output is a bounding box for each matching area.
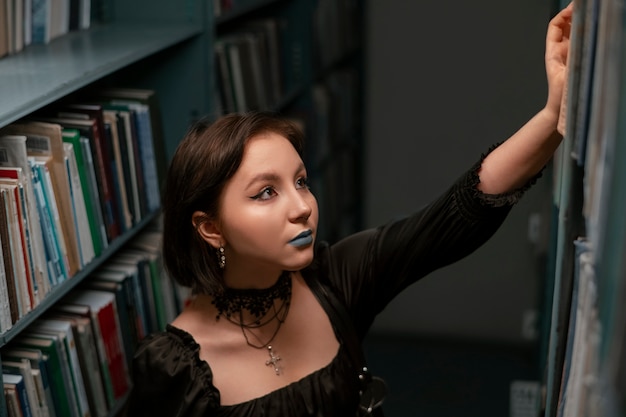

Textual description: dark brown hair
[161,111,305,295]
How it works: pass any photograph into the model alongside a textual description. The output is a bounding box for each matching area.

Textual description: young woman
[127,4,573,416]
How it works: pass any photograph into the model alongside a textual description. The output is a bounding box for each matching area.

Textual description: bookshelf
[0,0,213,416]
[214,0,365,242]
[540,0,626,416]
[0,0,365,416]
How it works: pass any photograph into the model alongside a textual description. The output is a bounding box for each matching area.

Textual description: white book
[63,142,95,266]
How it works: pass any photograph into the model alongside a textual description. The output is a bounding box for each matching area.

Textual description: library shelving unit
[214,0,366,243]
[539,0,626,416]
[0,0,213,416]
[0,0,365,416]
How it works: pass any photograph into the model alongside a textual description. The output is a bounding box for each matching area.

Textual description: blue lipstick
[288,230,313,247]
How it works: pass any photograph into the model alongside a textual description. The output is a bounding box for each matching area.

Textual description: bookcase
[0,0,365,416]
[214,0,365,242]
[538,0,626,416]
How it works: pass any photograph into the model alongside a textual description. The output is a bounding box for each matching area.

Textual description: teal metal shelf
[0,23,202,128]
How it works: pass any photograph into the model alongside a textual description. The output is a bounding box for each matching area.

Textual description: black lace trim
[470,142,545,207]
[211,271,292,324]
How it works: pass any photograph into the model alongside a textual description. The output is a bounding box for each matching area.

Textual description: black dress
[126,153,537,417]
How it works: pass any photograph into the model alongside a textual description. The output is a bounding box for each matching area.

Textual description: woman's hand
[545,2,574,120]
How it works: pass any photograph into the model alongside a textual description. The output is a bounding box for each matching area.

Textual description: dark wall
[363,0,556,344]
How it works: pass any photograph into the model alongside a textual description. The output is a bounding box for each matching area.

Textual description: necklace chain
[211,271,292,374]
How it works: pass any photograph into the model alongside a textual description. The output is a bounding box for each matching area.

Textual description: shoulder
[133,325,214,389]
[129,325,220,412]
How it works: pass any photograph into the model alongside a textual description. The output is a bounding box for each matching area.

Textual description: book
[101,256,156,335]
[23,0,33,47]
[0,167,51,303]
[2,347,56,417]
[95,88,166,190]
[3,359,42,417]
[0,185,24,323]
[63,289,130,402]
[237,18,283,107]
[8,121,82,277]
[131,229,186,315]
[48,0,69,41]
[32,154,71,282]
[11,336,73,417]
[27,318,89,417]
[62,128,106,257]
[50,306,110,417]
[218,34,263,112]
[80,136,108,250]
[50,303,114,410]
[29,319,91,417]
[0,221,12,332]
[4,174,41,308]
[4,384,23,417]
[12,0,24,53]
[34,113,120,243]
[66,0,90,30]
[83,271,136,366]
[0,0,8,58]
[3,372,33,417]
[0,135,50,301]
[95,261,146,343]
[63,141,95,267]
[119,244,178,330]
[31,0,52,44]
[103,101,146,219]
[113,103,145,221]
[0,181,32,317]
[102,110,132,233]
[29,158,69,285]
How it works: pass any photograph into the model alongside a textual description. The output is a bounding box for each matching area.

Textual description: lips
[288,229,313,247]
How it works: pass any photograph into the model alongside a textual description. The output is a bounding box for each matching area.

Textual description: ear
[192,211,223,249]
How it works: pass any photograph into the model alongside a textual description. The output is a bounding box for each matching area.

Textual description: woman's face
[217,132,319,282]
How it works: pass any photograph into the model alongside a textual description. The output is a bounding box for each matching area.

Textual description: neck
[212,271,292,326]
[222,267,286,290]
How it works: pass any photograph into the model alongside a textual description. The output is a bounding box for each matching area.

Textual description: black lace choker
[211,271,292,326]
[211,271,292,375]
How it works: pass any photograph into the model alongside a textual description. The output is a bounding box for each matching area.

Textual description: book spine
[4,185,32,316]
[133,107,160,212]
[29,161,64,287]
[0,188,22,323]
[89,312,115,408]
[98,303,129,399]
[16,183,41,307]
[80,138,108,254]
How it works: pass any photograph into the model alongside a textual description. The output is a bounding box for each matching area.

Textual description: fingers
[548,2,574,42]
[545,2,573,64]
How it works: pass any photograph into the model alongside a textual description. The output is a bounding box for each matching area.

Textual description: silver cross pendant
[265,345,282,375]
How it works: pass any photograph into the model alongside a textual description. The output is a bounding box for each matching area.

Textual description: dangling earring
[217,246,226,269]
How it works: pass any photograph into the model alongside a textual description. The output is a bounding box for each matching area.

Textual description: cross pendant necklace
[265,345,282,375]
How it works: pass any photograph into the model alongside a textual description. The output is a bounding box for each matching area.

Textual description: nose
[288,191,313,223]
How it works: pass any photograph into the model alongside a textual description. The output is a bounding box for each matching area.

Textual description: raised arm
[478,3,573,194]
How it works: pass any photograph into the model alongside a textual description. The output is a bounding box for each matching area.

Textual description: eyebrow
[246,172,280,189]
[245,163,306,189]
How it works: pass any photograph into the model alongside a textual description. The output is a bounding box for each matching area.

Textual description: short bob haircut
[161,111,305,295]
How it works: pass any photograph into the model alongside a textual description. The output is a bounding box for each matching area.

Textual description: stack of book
[0,0,94,59]
[1,226,184,417]
[0,88,163,333]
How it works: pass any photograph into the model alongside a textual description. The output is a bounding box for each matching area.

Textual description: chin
[285,248,315,271]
